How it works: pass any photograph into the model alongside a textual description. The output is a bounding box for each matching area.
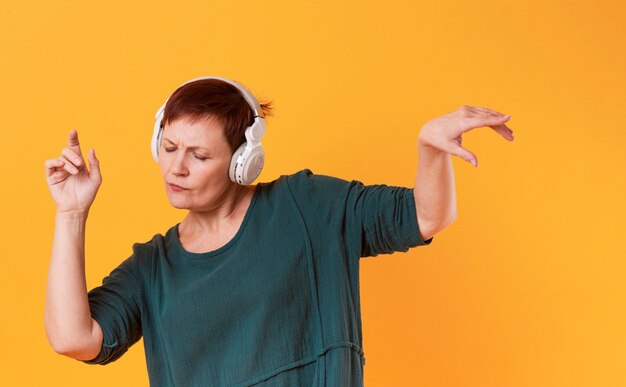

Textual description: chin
[169,202,190,210]
[166,196,191,210]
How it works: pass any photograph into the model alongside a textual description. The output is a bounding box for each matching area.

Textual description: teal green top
[81,168,433,386]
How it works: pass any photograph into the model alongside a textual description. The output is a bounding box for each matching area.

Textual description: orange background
[1,0,625,386]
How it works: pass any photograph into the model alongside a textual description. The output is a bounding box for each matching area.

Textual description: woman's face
[158,116,235,211]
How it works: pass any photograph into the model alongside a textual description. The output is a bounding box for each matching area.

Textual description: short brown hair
[161,78,274,153]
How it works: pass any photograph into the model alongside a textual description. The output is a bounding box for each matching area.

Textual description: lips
[169,183,188,191]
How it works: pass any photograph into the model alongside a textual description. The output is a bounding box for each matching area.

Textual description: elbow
[418,221,438,241]
[46,331,81,357]
[45,311,102,360]
[45,318,73,356]
[51,340,100,361]
[419,212,457,241]
[46,328,101,361]
[45,324,66,355]
[49,338,75,356]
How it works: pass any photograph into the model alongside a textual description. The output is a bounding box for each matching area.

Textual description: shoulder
[282,168,361,196]
[278,169,368,219]
[120,229,169,275]
[133,231,166,254]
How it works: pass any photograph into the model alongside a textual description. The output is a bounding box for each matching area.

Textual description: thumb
[447,142,478,167]
[87,148,102,182]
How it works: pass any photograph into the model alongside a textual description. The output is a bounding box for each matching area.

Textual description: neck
[181,184,254,235]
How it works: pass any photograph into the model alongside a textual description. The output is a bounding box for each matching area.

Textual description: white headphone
[152,76,266,185]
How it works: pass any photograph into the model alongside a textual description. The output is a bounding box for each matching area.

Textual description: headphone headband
[169,75,265,119]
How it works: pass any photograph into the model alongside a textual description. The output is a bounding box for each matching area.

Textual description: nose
[171,151,188,176]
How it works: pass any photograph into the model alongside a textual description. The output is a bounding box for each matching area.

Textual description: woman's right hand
[45,129,102,214]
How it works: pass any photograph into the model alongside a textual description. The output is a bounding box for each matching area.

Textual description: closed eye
[164,148,208,161]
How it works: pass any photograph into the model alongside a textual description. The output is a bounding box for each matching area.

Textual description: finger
[45,158,65,177]
[87,148,102,183]
[446,141,478,167]
[467,105,506,117]
[68,129,83,155]
[47,168,70,184]
[59,155,80,175]
[462,105,492,116]
[61,146,85,169]
[490,124,515,141]
[461,114,511,132]
[46,157,73,181]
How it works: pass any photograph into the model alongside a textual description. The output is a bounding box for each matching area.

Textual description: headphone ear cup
[152,110,165,163]
[229,142,247,183]
[229,142,265,185]
[243,148,264,184]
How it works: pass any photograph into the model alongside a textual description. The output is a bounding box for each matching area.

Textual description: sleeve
[355,181,434,257]
[287,169,433,258]
[81,245,144,365]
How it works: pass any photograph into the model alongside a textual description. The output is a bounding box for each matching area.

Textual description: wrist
[418,138,444,157]
[56,209,89,220]
[418,127,438,149]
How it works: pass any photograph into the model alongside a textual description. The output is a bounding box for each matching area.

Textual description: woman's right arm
[45,210,103,359]
[44,129,104,359]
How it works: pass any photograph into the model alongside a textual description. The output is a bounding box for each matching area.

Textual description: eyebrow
[163,138,211,151]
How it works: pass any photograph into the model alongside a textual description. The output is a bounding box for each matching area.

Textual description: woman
[44,76,514,386]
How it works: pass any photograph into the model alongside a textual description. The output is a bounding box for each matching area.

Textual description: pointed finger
[68,129,83,155]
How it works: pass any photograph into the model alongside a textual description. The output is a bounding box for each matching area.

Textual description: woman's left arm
[413,105,515,240]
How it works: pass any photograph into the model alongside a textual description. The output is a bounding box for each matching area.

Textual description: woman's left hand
[417,105,514,167]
